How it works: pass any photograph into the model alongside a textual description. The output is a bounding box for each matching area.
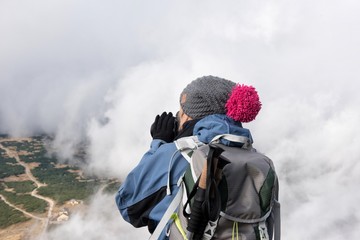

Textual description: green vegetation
[4,181,36,193]
[33,163,101,204]
[22,154,55,164]
[20,146,49,163]
[0,164,25,178]
[2,137,102,206]
[2,139,48,163]
[37,182,100,205]
[103,181,121,194]
[0,155,25,179]
[0,199,30,229]
[0,136,113,230]
[1,140,34,152]
[0,148,17,163]
[0,190,48,213]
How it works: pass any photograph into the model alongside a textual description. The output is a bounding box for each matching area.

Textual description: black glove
[150,112,176,143]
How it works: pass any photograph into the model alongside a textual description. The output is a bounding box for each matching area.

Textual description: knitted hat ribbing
[180,76,236,119]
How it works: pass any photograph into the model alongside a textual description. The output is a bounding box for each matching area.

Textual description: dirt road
[0,142,55,233]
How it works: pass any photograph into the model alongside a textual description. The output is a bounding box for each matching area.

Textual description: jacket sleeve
[115,139,188,233]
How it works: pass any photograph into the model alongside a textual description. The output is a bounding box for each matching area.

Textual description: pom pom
[225,84,262,122]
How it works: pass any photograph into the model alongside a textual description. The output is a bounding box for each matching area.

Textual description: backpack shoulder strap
[210,133,252,149]
[272,177,281,240]
[149,180,185,240]
[149,137,204,240]
[174,136,205,182]
[174,135,204,161]
[273,200,281,240]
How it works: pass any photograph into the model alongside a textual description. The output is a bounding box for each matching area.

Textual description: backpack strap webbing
[149,181,184,240]
[273,200,281,240]
[272,176,281,240]
[149,137,203,240]
[210,134,252,149]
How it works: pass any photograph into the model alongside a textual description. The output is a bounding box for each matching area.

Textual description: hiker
[116,76,279,239]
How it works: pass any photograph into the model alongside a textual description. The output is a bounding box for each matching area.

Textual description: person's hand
[150,112,176,143]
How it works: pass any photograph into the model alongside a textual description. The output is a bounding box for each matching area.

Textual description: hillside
[0,136,120,240]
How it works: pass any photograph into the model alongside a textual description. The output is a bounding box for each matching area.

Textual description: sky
[1,0,360,239]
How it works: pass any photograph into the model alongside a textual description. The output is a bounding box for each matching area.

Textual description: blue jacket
[115,114,253,236]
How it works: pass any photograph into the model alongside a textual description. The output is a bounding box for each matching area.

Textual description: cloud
[1,0,360,239]
[42,191,149,240]
[251,93,360,239]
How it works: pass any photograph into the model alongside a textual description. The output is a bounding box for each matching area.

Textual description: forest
[0,137,113,229]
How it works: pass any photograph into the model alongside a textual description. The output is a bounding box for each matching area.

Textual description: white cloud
[1,0,360,239]
[42,192,149,240]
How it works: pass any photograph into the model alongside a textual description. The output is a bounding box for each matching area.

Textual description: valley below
[0,136,120,240]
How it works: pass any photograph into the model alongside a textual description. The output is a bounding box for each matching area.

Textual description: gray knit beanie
[180,76,236,119]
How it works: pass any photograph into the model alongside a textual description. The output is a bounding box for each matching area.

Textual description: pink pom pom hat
[225,84,262,123]
[180,76,261,122]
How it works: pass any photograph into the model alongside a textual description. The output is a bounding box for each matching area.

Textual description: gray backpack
[150,134,280,240]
